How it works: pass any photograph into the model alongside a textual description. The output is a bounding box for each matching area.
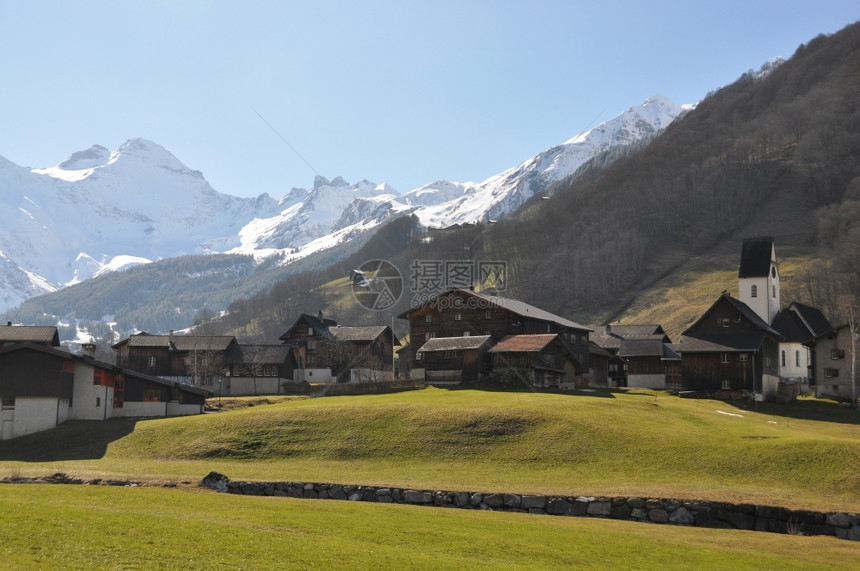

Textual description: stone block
[668,507,695,525]
[847,526,860,541]
[403,490,432,504]
[520,495,547,510]
[630,508,648,519]
[826,513,851,528]
[588,501,612,516]
[649,509,669,523]
[483,494,505,508]
[716,509,754,530]
[645,499,664,510]
[453,492,471,507]
[503,494,522,508]
[627,498,646,509]
[547,498,573,515]
[469,493,483,507]
[611,504,632,519]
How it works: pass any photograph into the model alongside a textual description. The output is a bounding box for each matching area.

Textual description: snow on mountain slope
[411,95,690,226]
[0,94,687,314]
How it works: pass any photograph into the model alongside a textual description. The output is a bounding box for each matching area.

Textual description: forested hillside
[218,22,860,343]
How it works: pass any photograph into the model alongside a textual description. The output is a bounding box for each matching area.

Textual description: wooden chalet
[416,335,493,384]
[589,323,672,388]
[279,314,398,383]
[398,288,592,380]
[0,343,208,440]
[223,344,297,395]
[488,334,579,388]
[677,292,783,399]
[112,332,240,388]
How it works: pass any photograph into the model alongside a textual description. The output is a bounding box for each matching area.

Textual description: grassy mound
[1,388,858,511]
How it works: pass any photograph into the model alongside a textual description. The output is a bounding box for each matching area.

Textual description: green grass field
[0,484,857,570]
[0,388,858,568]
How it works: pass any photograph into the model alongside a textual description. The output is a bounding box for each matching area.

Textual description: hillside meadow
[1,388,858,512]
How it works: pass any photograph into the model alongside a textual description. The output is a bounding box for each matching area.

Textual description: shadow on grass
[728,397,860,426]
[0,419,138,462]
[444,384,617,398]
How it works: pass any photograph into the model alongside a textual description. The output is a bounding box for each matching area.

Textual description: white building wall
[760,373,780,401]
[166,402,203,416]
[779,341,810,382]
[294,368,334,383]
[626,373,666,390]
[68,361,112,421]
[114,401,168,418]
[8,396,61,439]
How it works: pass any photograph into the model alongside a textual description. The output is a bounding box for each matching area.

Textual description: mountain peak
[57,144,111,171]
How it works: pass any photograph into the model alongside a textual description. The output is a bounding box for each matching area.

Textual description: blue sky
[1,1,858,198]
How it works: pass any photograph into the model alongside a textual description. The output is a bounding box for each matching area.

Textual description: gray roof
[330,325,392,343]
[0,325,60,345]
[477,292,591,332]
[235,344,292,364]
[417,335,493,353]
[619,337,665,357]
[677,331,769,353]
[683,293,783,339]
[116,333,236,351]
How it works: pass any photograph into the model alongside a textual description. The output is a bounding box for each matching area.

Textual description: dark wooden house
[589,323,671,388]
[112,332,240,388]
[278,313,338,370]
[415,335,493,384]
[398,288,591,377]
[677,292,783,399]
[488,334,579,388]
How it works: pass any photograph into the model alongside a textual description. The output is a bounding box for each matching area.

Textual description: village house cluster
[0,236,854,440]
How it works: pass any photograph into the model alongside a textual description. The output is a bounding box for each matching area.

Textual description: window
[772,285,776,298]
[751,285,757,298]
[831,348,845,360]
[1,396,14,409]
[148,356,156,368]
[454,312,462,321]
[795,350,800,367]
[142,389,161,402]
[739,353,749,362]
[307,327,314,336]
[485,311,492,319]
[444,350,459,359]
[721,318,730,328]
[426,332,435,340]
[824,368,839,378]
[721,354,730,364]
[425,314,433,323]
[781,351,785,367]
[463,331,470,336]
[416,352,423,361]
[721,379,731,390]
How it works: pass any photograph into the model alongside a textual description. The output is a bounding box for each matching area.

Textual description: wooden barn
[488,334,579,388]
[416,335,493,384]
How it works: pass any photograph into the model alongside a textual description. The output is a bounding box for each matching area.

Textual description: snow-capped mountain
[0,94,688,313]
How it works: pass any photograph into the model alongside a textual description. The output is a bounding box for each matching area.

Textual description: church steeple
[738,236,780,325]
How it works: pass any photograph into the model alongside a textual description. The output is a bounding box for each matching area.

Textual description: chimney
[318,310,324,321]
[81,343,96,358]
[604,323,611,334]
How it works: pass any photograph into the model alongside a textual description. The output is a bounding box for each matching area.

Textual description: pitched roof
[488,334,558,353]
[279,313,338,341]
[677,331,769,352]
[619,337,665,357]
[330,325,391,343]
[234,344,292,364]
[0,325,60,346]
[738,236,775,278]
[683,293,783,339]
[588,341,612,358]
[400,288,591,332]
[789,302,833,338]
[115,333,236,351]
[417,335,493,353]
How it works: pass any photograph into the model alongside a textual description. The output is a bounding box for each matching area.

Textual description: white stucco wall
[626,374,666,389]
[68,361,112,421]
[166,402,203,416]
[114,401,168,418]
[7,396,62,439]
[294,369,334,383]
[779,342,809,382]
[760,373,780,401]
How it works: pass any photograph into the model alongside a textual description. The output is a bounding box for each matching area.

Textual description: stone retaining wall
[201,472,859,541]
